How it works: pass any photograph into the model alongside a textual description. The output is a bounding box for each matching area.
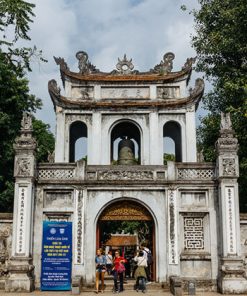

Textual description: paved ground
[0,291,238,296]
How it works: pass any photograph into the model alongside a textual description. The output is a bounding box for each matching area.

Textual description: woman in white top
[134,250,147,292]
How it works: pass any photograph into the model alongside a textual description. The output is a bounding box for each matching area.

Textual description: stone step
[81,279,170,292]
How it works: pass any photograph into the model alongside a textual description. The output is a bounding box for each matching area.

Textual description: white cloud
[27,0,200,132]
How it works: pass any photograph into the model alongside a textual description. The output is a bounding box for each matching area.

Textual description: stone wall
[240,213,247,277]
[0,213,12,289]
[0,212,247,290]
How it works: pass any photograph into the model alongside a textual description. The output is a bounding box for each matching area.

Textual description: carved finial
[54,56,69,71]
[216,112,238,154]
[182,57,196,70]
[75,51,99,74]
[21,112,32,131]
[220,112,232,130]
[189,78,205,97]
[47,151,55,163]
[48,79,61,97]
[14,113,36,151]
[76,51,88,73]
[151,52,175,74]
[115,54,135,75]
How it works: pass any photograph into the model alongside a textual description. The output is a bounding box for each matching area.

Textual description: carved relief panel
[44,191,74,208]
[101,87,150,99]
[222,158,236,176]
[14,157,32,177]
[168,188,178,264]
[180,212,209,253]
[71,86,94,99]
[157,86,180,99]
[100,201,152,221]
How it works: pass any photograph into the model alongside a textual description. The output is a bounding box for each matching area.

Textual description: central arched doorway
[96,200,156,281]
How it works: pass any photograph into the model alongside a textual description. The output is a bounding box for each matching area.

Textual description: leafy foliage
[0,0,46,72]
[0,50,42,212]
[191,0,247,211]
[0,1,52,212]
[100,221,153,247]
[32,118,55,163]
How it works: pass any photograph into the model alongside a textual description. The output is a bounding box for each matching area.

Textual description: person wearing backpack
[134,250,148,293]
[141,244,152,283]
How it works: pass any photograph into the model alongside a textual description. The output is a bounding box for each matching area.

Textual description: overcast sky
[27,0,203,133]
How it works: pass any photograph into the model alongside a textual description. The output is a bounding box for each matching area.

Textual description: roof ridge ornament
[151,52,175,74]
[48,79,61,97]
[189,78,204,98]
[112,54,137,75]
[182,57,196,71]
[76,51,99,74]
[54,56,70,71]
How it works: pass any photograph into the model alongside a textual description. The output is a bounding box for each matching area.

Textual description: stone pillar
[54,107,65,162]
[216,113,247,294]
[89,112,102,165]
[149,112,161,164]
[5,113,36,292]
[185,108,197,162]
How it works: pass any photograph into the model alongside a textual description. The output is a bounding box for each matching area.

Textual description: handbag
[117,263,126,273]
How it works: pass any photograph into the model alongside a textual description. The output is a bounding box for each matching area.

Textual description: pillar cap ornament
[14,112,37,151]
[216,112,238,154]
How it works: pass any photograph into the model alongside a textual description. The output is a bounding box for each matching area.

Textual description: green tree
[190,0,247,212]
[0,0,52,212]
[0,0,45,71]
[32,118,55,163]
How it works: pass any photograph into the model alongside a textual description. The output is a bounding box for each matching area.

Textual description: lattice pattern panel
[178,168,214,180]
[38,169,74,179]
[184,216,204,250]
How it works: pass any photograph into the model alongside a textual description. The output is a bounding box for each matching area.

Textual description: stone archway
[96,200,156,280]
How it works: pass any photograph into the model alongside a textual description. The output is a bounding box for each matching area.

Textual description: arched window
[69,121,87,162]
[110,121,141,164]
[163,121,182,162]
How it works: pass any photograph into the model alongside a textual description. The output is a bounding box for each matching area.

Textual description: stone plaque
[16,186,28,254]
[44,191,73,208]
[225,187,237,254]
[101,87,150,99]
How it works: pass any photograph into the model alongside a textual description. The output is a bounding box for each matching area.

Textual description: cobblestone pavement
[0,291,237,296]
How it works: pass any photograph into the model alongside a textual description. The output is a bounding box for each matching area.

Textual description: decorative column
[216,113,247,294]
[89,112,102,165]
[185,107,197,162]
[167,186,179,266]
[5,113,36,292]
[149,112,160,164]
[55,108,65,162]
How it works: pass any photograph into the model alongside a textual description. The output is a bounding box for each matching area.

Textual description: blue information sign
[41,221,72,291]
